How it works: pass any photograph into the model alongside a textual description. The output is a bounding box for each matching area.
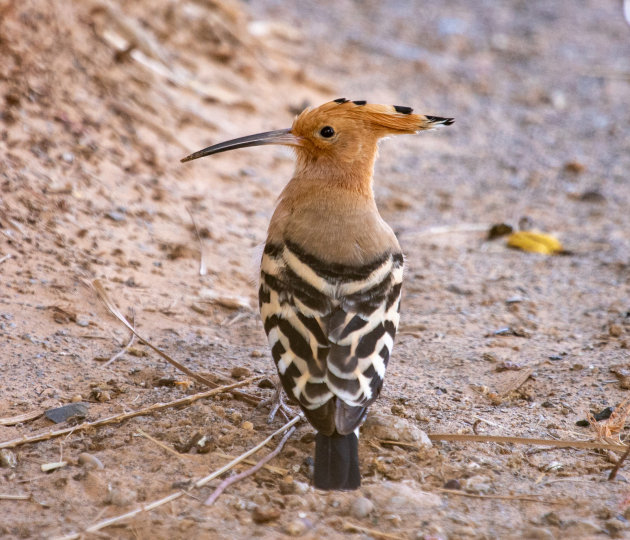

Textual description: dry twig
[342,523,406,540]
[186,207,208,276]
[0,377,258,450]
[436,488,551,503]
[0,410,44,426]
[608,444,630,481]
[102,311,135,367]
[136,429,186,460]
[428,433,626,451]
[204,426,296,505]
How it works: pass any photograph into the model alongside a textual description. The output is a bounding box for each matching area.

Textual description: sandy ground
[1,0,630,538]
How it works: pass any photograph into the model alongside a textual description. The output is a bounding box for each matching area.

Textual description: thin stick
[436,488,551,503]
[0,410,44,426]
[91,279,260,405]
[0,494,30,501]
[102,312,135,367]
[213,452,288,475]
[53,415,301,540]
[0,253,11,264]
[428,433,626,451]
[193,414,302,489]
[204,426,296,505]
[608,444,630,481]
[186,207,208,276]
[136,429,185,460]
[0,377,259,450]
[342,523,406,540]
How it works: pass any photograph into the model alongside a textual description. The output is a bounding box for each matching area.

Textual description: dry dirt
[1,0,630,539]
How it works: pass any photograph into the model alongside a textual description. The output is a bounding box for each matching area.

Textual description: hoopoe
[182,98,453,490]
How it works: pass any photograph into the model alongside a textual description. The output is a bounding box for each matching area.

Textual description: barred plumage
[259,241,403,436]
[181,98,453,491]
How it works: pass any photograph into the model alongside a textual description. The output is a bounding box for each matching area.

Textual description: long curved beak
[181,128,301,163]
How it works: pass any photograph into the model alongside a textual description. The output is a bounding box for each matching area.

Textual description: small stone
[257,378,275,389]
[0,449,17,468]
[605,517,628,537]
[610,324,623,337]
[107,486,137,507]
[443,479,461,490]
[106,211,126,222]
[70,394,82,403]
[284,518,308,536]
[75,317,90,327]
[368,482,441,512]
[61,152,75,163]
[230,411,243,423]
[362,413,432,447]
[521,526,554,540]
[294,481,309,495]
[241,421,254,431]
[464,475,492,494]
[78,452,104,470]
[390,404,406,417]
[568,520,602,535]
[231,367,251,380]
[350,496,374,519]
[45,402,89,423]
[564,161,585,174]
[252,505,280,523]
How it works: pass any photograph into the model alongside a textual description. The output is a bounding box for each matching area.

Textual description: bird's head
[181,98,453,171]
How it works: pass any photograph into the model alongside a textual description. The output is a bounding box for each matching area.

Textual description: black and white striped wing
[258,242,403,436]
[326,253,403,433]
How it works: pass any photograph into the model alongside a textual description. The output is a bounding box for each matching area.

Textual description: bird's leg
[257,378,296,424]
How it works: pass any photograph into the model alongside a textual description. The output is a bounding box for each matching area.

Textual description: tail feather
[313,432,360,490]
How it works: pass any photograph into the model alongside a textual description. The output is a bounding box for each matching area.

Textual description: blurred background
[1,1,630,538]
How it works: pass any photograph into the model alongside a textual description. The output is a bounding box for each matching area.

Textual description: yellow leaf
[506,231,563,255]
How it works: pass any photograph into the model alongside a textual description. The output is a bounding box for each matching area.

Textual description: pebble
[464,475,493,494]
[252,505,280,523]
[231,366,251,380]
[70,394,83,403]
[241,420,254,430]
[106,210,126,222]
[44,402,89,423]
[362,413,432,446]
[78,452,104,470]
[294,481,309,495]
[106,486,137,507]
[521,525,554,540]
[0,449,17,468]
[605,517,628,537]
[284,518,309,536]
[367,482,441,512]
[350,496,374,519]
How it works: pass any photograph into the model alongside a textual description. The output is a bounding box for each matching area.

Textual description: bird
[181,98,453,490]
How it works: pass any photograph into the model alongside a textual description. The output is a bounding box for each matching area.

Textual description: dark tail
[313,432,360,490]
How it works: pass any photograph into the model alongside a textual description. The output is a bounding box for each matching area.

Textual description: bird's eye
[320,126,335,138]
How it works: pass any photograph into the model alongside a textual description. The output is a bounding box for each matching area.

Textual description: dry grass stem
[428,433,626,451]
[186,207,208,276]
[213,452,288,475]
[342,522,406,540]
[136,429,186,460]
[204,426,296,505]
[193,414,303,489]
[588,399,630,444]
[436,488,551,503]
[0,377,259,450]
[41,461,68,472]
[0,494,30,501]
[608,444,630,481]
[0,253,12,264]
[0,410,44,426]
[102,312,135,367]
[53,415,301,540]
